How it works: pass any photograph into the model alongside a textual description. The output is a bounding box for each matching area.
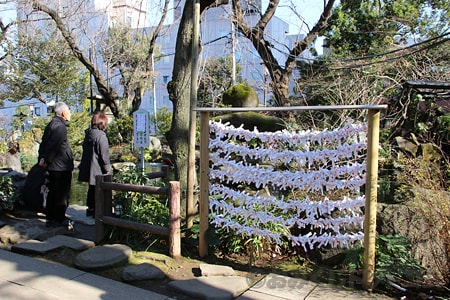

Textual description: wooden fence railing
[94,174,181,258]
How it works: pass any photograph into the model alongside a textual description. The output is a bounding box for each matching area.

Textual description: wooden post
[95,175,105,244]
[199,111,210,257]
[363,109,381,290]
[103,174,113,217]
[169,181,181,258]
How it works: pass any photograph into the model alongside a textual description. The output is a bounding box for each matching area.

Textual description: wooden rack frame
[194,104,387,290]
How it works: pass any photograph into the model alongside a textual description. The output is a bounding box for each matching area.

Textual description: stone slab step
[11,235,95,255]
[168,276,252,300]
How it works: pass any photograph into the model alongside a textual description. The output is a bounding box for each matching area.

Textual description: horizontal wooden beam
[102,216,170,236]
[100,182,168,195]
[194,105,388,113]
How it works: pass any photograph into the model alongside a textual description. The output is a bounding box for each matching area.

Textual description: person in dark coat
[38,102,74,230]
[78,112,111,217]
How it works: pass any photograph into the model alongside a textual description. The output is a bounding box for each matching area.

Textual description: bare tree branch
[30,0,170,117]
[0,19,16,61]
[31,0,119,114]
[232,0,336,106]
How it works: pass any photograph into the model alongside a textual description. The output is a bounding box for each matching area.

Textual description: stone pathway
[0,206,394,300]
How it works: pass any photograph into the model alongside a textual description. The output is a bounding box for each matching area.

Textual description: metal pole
[140,147,145,174]
[363,109,381,290]
[152,53,157,133]
[231,21,236,85]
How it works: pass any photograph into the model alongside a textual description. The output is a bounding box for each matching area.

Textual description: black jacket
[38,116,74,172]
[78,127,111,185]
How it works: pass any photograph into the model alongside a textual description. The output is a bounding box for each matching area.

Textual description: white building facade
[140,2,308,114]
[2,0,312,119]
[2,0,148,118]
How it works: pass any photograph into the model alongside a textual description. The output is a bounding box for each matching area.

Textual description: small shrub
[108,167,169,250]
[106,123,122,146]
[149,106,172,141]
[106,117,133,146]
[222,83,259,107]
[375,235,425,284]
[0,177,22,213]
[341,235,424,286]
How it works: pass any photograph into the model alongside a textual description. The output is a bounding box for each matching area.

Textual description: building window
[163,76,169,84]
[34,107,41,116]
[127,16,132,25]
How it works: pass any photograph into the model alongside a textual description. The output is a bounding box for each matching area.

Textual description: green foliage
[387,156,450,283]
[107,116,133,146]
[149,106,172,141]
[0,176,22,213]
[102,24,161,95]
[183,217,220,250]
[0,141,7,155]
[108,167,169,250]
[222,83,259,108]
[213,212,289,267]
[0,115,9,154]
[375,235,425,284]
[143,146,160,162]
[340,235,424,285]
[216,227,246,254]
[20,153,37,172]
[305,1,450,131]
[105,124,121,146]
[324,0,450,56]
[67,111,91,160]
[297,31,449,135]
[198,56,243,107]
[342,246,364,272]
[0,27,87,105]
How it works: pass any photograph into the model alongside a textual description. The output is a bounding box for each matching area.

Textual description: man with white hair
[38,102,75,230]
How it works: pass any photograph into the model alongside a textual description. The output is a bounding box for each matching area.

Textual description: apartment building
[141,2,308,114]
[2,0,311,120]
[1,0,148,118]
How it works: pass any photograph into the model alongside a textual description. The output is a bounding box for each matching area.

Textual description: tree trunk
[167,0,228,221]
[231,0,335,107]
[167,2,195,219]
[271,68,291,107]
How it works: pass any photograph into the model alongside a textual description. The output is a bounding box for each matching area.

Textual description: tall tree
[295,0,450,135]
[102,24,162,114]
[167,0,228,218]
[324,0,450,56]
[198,55,242,107]
[231,0,337,107]
[28,0,170,117]
[0,27,86,105]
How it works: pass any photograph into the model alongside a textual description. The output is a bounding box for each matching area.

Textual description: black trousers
[86,184,96,211]
[46,170,72,222]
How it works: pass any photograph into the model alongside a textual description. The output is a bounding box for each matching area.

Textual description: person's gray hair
[54,102,69,117]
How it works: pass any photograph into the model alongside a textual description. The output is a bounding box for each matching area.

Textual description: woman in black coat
[78,112,111,217]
